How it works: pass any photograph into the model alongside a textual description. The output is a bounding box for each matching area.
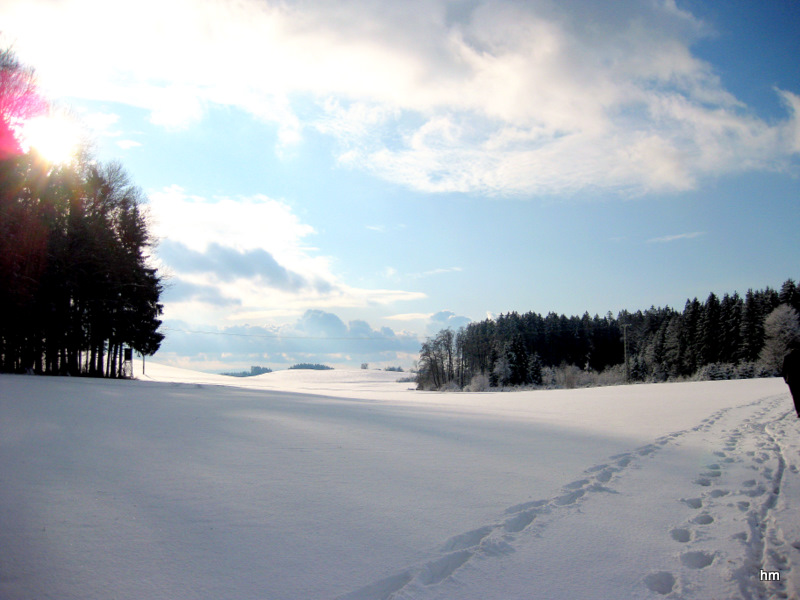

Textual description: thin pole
[622,323,630,382]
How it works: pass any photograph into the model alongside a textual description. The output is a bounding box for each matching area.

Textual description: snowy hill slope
[0,370,797,599]
[140,361,412,396]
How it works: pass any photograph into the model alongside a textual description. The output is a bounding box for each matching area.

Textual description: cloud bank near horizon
[147,185,426,325]
[156,309,429,371]
[4,0,799,196]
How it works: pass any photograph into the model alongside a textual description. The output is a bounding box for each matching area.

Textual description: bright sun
[21,115,82,165]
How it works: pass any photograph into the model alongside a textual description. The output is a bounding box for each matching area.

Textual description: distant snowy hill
[141,362,413,396]
[1,368,797,599]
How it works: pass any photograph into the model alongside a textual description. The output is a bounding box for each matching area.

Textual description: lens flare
[21,114,82,164]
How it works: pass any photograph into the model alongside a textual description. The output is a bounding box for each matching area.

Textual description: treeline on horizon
[417,278,800,391]
[0,49,164,377]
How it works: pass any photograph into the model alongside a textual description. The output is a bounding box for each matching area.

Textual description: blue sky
[2,0,798,371]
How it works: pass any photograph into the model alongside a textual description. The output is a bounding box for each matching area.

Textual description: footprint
[585,464,608,473]
[732,532,748,542]
[694,478,712,487]
[643,571,676,595]
[670,528,691,543]
[479,538,515,557]
[768,549,788,568]
[339,571,413,600]
[441,526,494,551]
[504,499,547,514]
[713,451,727,457]
[613,455,632,467]
[683,498,703,509]
[417,551,472,586]
[595,469,614,483]
[700,471,721,478]
[504,511,537,533]
[554,489,585,506]
[709,489,729,498]
[680,551,714,569]
[564,479,590,490]
[693,514,714,525]
[737,501,750,511]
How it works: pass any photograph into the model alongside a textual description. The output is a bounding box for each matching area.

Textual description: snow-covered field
[1,365,798,599]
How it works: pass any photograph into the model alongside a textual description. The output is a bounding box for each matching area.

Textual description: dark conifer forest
[0,49,164,376]
[418,280,800,390]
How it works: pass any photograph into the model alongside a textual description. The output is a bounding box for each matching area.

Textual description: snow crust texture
[1,370,798,600]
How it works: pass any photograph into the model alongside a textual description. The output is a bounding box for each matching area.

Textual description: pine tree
[719,293,742,364]
[680,298,702,375]
[527,352,543,386]
[779,279,800,313]
[508,334,528,385]
[739,289,763,362]
[698,292,722,366]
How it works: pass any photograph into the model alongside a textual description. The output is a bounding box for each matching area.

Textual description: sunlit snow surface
[1,366,798,599]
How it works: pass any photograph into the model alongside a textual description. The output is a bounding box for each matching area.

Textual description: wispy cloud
[410,266,463,279]
[3,0,798,196]
[646,231,706,243]
[385,312,432,321]
[147,186,425,325]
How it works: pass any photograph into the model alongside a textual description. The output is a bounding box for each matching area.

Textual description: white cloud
[79,111,121,136]
[116,139,142,149]
[385,312,432,322]
[148,185,425,325]
[157,310,424,370]
[427,310,471,334]
[3,0,798,194]
[410,266,463,279]
[646,231,706,243]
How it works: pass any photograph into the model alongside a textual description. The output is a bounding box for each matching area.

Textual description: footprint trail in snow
[337,392,800,600]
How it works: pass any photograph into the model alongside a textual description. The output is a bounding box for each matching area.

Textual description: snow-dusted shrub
[465,373,490,392]
[744,362,775,378]
[694,363,735,381]
[554,363,583,389]
[493,356,511,387]
[760,304,800,372]
[693,361,775,381]
[540,366,558,388]
[596,364,626,386]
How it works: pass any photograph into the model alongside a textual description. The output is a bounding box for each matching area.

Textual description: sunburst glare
[21,114,82,164]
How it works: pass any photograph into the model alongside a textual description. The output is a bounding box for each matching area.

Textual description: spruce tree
[527,352,543,386]
[698,292,722,366]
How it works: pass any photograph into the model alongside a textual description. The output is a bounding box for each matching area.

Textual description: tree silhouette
[0,49,163,376]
